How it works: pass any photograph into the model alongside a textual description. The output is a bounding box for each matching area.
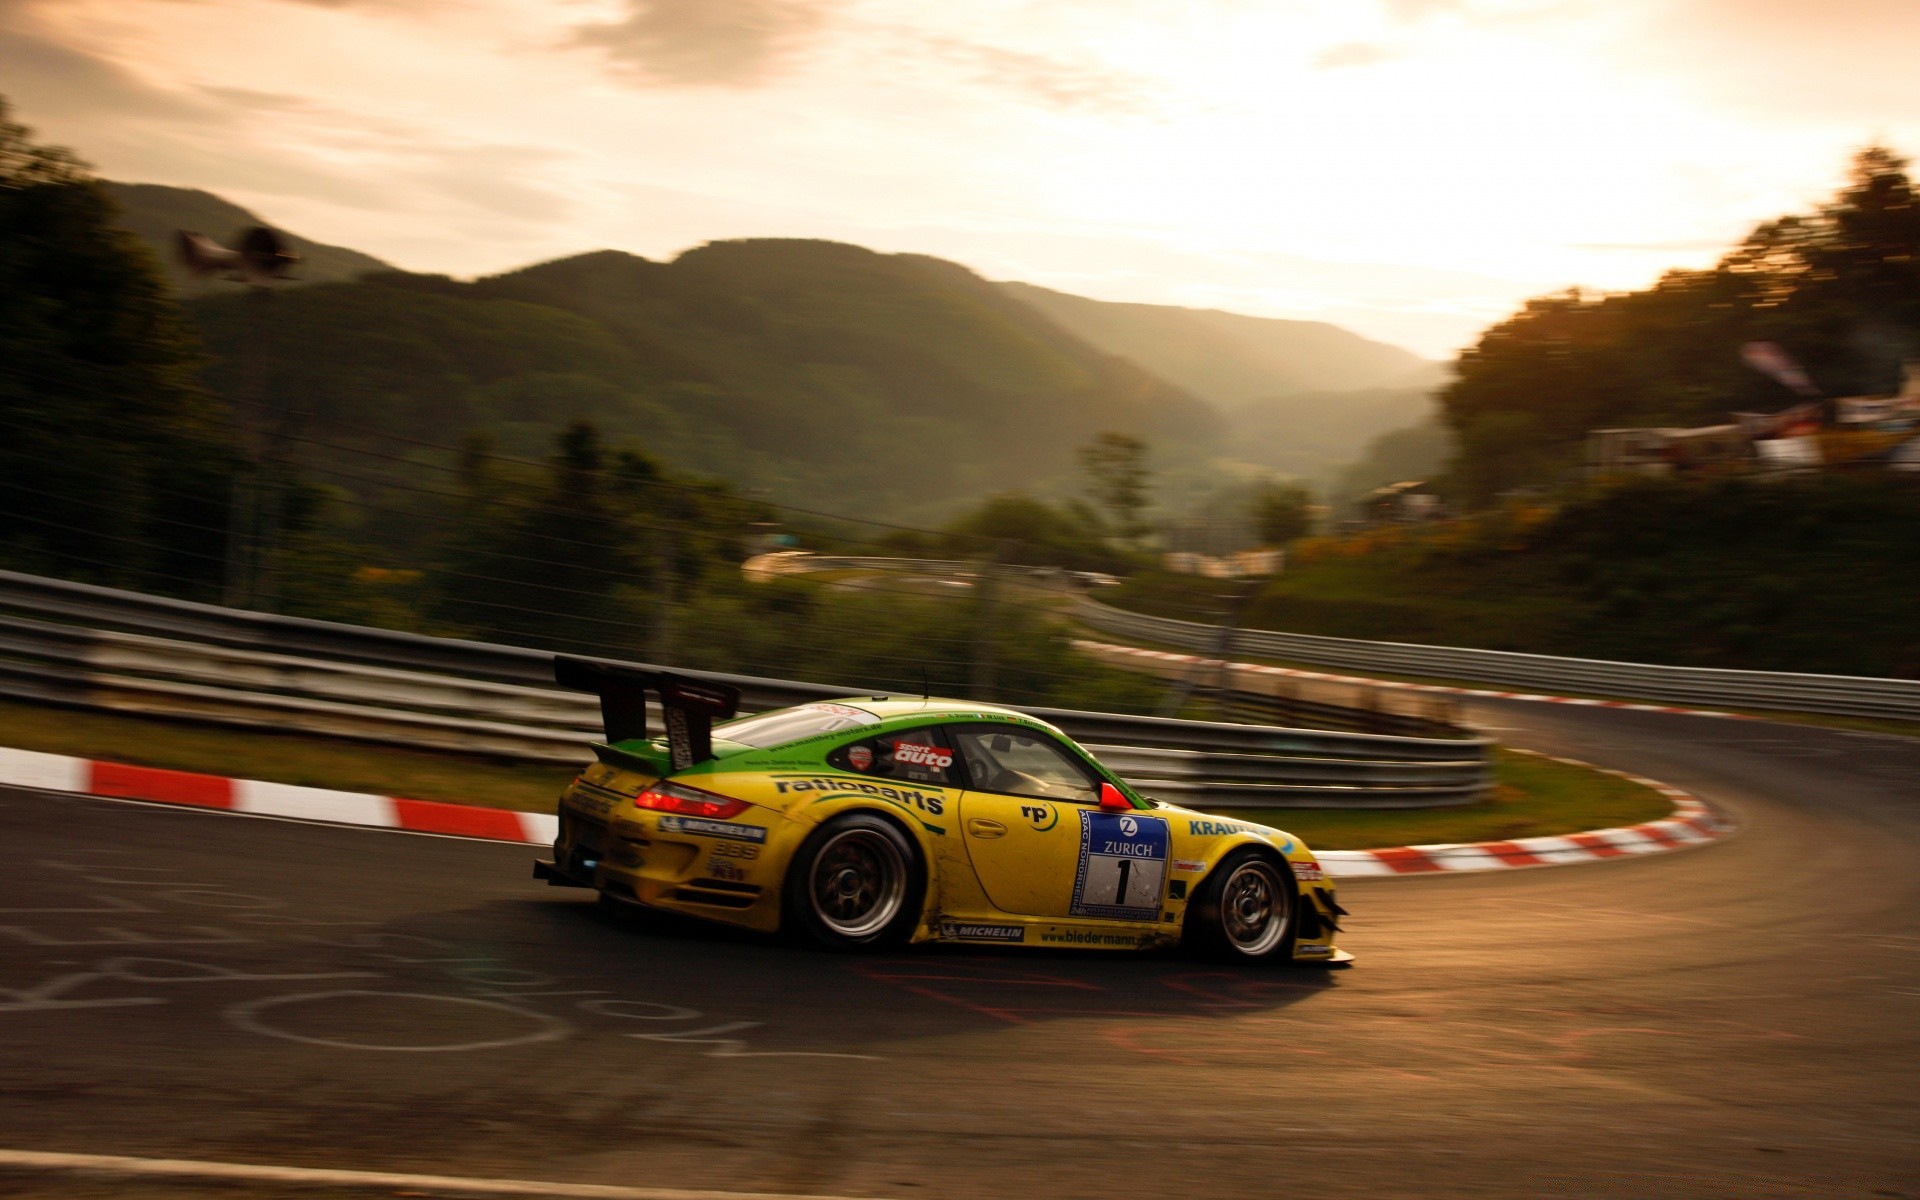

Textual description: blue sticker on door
[1070,812,1170,919]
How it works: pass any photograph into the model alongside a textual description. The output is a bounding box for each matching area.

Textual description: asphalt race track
[2,701,1917,1198]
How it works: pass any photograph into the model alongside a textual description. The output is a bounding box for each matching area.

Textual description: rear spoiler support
[553,657,742,771]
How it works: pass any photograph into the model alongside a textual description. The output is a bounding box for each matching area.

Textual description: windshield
[714,702,879,749]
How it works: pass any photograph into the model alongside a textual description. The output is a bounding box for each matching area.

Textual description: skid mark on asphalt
[1,853,883,1061]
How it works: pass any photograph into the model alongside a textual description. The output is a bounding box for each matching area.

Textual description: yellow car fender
[1163,812,1335,924]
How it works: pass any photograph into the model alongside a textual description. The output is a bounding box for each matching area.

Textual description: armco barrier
[0,570,1491,808]
[1075,597,1920,722]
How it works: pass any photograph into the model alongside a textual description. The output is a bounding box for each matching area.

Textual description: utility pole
[969,540,1011,701]
[1157,578,1259,718]
[179,226,298,610]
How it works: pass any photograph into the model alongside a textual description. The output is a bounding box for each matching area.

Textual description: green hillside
[186,240,1222,516]
[1330,415,1455,508]
[997,281,1439,400]
[996,280,1444,482]
[102,181,390,288]
[104,177,1434,502]
[1111,474,1920,678]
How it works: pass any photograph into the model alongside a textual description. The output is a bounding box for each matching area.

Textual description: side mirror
[1098,782,1131,812]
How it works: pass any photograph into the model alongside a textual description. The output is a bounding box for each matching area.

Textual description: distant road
[1,702,1916,1198]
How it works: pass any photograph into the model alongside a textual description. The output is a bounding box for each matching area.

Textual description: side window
[949,726,1097,804]
[827,726,959,787]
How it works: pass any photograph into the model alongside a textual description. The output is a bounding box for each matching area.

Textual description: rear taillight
[633,781,749,820]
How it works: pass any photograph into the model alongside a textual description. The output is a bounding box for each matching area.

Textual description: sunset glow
[4,0,1916,355]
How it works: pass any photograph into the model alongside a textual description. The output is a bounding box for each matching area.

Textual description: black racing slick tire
[784,813,924,951]
[1184,848,1296,963]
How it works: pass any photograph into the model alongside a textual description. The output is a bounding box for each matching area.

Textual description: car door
[950,724,1167,922]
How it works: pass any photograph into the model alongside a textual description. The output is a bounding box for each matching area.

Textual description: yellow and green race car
[537,658,1347,964]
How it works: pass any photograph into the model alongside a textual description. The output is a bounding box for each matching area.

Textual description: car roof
[819,696,1043,724]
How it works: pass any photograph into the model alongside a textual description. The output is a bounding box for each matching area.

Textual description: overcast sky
[3,0,1917,357]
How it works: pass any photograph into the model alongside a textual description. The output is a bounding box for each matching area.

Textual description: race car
[536,658,1347,964]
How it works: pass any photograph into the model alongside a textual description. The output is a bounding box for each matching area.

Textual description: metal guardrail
[745,551,1113,588]
[1076,597,1920,722]
[749,551,1466,737]
[0,570,1492,808]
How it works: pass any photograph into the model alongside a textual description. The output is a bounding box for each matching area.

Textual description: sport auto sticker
[1069,812,1170,920]
[891,741,953,769]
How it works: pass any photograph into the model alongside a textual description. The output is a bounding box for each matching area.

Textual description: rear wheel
[784,813,922,950]
[1185,849,1295,963]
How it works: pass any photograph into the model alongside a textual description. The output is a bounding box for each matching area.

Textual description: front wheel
[784,813,922,951]
[1185,850,1295,963]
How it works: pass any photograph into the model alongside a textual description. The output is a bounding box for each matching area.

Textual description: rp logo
[1118,815,1138,836]
[1018,804,1058,831]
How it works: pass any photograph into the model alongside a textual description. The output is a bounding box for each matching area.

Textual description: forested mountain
[1330,415,1454,509]
[997,281,1440,400]
[105,177,1444,503]
[1,102,1160,707]
[996,281,1444,482]
[187,240,1222,516]
[102,181,390,288]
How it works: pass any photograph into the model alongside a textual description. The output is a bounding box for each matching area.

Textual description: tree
[1077,432,1151,539]
[1440,145,1920,504]
[0,96,233,594]
[1250,481,1315,546]
[432,421,648,652]
[939,493,1110,566]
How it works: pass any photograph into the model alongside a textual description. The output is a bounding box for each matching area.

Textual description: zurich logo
[1118,816,1138,836]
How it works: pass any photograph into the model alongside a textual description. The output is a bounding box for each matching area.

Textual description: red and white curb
[0,746,556,845]
[1316,750,1732,877]
[1074,638,1756,722]
[0,745,1727,879]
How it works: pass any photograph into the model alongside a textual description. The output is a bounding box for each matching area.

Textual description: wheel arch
[781,799,937,931]
[1194,836,1299,898]
[1184,840,1301,962]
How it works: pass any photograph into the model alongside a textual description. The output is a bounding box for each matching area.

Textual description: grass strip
[1204,748,1672,850]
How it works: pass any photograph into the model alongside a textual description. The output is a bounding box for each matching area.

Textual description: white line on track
[0,1149,889,1200]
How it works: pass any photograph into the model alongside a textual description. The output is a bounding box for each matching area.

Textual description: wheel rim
[1218,860,1289,955]
[808,828,907,939]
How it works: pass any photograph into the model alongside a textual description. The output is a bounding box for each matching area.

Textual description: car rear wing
[552,657,742,771]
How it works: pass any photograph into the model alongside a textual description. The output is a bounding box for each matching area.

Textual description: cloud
[196,85,322,113]
[569,1,1149,111]
[1315,41,1396,69]
[1379,0,1469,20]
[0,25,226,126]
[407,142,571,221]
[572,0,835,87]
[913,35,1152,112]
[1644,0,1920,122]
[1571,238,1737,254]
